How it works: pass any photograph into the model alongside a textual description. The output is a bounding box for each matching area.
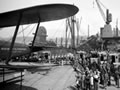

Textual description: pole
[55,37,57,46]
[71,16,75,49]
[65,19,68,48]
[3,68,5,82]
[61,37,63,47]
[76,19,79,47]
[20,69,22,90]
[88,25,90,38]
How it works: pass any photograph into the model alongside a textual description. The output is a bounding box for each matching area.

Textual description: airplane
[0,39,57,60]
[0,40,30,60]
[0,4,79,65]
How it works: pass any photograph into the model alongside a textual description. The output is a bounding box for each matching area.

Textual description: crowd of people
[71,51,120,90]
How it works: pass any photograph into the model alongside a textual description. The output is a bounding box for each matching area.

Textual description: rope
[25,24,37,44]
[51,20,65,39]
[0,24,35,46]
[17,24,31,35]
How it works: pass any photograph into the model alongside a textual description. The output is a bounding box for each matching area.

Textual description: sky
[0,0,120,40]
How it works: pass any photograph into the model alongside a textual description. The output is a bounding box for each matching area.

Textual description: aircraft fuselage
[0,40,30,59]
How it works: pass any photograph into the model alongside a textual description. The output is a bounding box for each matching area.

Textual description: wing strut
[30,17,41,54]
[5,13,22,65]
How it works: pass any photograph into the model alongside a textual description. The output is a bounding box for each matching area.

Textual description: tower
[34,26,47,46]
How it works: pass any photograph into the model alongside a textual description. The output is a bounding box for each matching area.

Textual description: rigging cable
[25,24,37,44]
[17,24,32,35]
[0,24,32,46]
[51,20,65,39]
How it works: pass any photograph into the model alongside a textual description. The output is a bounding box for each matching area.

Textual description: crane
[95,0,112,24]
[95,0,113,50]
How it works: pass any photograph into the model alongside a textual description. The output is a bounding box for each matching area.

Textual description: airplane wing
[0,4,79,28]
[0,64,39,69]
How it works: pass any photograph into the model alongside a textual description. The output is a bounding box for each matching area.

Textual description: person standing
[93,70,100,90]
[85,71,90,90]
[90,70,94,90]
[115,67,120,88]
[81,72,85,90]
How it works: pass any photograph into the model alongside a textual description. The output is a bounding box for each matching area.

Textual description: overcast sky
[0,0,120,39]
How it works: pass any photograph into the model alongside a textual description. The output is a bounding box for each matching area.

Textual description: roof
[102,37,120,40]
[0,4,79,28]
